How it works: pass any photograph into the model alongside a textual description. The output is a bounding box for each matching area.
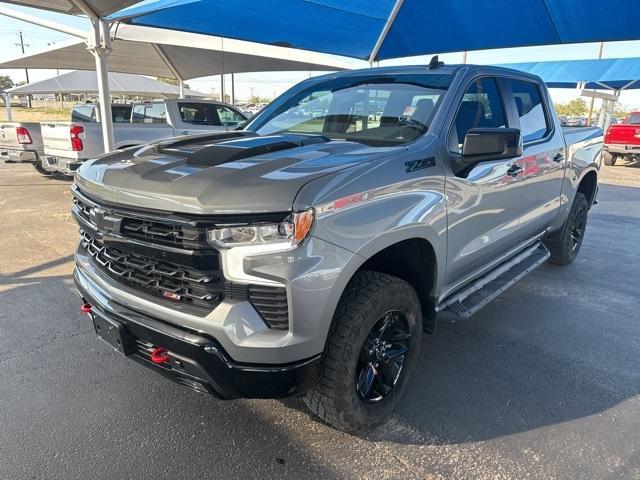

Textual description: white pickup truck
[40,99,247,176]
[0,122,45,171]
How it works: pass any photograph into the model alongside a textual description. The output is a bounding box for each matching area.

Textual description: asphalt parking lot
[1,160,639,480]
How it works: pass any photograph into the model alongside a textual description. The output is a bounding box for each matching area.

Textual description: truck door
[443,77,527,286]
[503,78,565,237]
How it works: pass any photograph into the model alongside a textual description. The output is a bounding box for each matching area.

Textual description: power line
[15,31,31,107]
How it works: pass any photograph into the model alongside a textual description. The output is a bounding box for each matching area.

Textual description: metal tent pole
[69,0,115,153]
[2,93,12,122]
[88,19,114,152]
[152,43,185,98]
[0,6,87,38]
[231,73,235,105]
[587,42,604,126]
[368,0,404,65]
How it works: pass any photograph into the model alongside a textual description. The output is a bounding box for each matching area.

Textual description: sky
[2,5,640,110]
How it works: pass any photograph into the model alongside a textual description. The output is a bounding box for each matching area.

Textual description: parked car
[40,99,247,176]
[557,115,568,126]
[72,63,602,432]
[564,116,588,127]
[0,122,45,172]
[602,111,640,165]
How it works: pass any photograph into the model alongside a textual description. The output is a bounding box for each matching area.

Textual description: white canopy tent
[0,1,356,152]
[7,70,205,97]
[0,24,356,82]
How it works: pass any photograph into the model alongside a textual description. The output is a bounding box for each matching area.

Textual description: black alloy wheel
[356,310,411,404]
[571,206,588,252]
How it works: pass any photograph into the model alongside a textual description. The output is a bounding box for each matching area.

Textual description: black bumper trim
[75,271,321,399]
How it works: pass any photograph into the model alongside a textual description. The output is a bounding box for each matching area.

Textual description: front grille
[121,218,205,249]
[81,231,223,310]
[73,187,290,329]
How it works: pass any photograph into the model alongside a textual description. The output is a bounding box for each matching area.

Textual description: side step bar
[438,241,550,319]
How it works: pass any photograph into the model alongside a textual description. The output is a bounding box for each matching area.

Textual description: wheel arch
[322,231,442,336]
[577,169,598,207]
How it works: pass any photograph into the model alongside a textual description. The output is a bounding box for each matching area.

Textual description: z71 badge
[405,157,436,173]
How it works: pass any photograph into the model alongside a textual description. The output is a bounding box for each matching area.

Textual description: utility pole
[587,42,604,126]
[15,31,32,108]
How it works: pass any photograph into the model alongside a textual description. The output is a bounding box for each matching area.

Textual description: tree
[555,98,587,117]
[0,75,14,92]
[156,77,190,89]
[249,95,271,104]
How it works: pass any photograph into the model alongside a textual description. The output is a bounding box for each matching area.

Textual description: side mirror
[462,128,522,162]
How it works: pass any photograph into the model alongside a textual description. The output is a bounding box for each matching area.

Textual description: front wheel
[544,192,589,265]
[304,271,422,433]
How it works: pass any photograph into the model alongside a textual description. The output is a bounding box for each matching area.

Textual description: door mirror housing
[462,128,522,163]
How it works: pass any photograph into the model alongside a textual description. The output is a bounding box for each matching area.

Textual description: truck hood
[75,133,400,214]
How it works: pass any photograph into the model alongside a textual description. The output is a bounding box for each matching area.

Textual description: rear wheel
[602,151,617,166]
[544,192,589,265]
[304,271,422,433]
[32,160,53,176]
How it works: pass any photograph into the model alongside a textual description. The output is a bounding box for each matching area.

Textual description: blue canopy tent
[108,0,640,62]
[500,58,640,91]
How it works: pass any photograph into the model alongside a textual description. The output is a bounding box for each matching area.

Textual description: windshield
[251,73,453,146]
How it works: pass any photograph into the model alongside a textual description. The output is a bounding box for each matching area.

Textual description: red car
[602,112,640,165]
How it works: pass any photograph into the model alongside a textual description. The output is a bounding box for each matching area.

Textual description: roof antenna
[428,55,444,69]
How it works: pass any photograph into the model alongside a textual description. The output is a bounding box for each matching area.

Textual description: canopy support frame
[152,43,185,97]
[368,0,404,65]
[0,5,88,38]
[66,0,115,153]
[1,93,12,122]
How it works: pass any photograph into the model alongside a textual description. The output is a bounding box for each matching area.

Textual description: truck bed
[562,126,602,148]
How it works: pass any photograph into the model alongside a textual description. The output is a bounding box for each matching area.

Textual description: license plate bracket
[92,312,135,355]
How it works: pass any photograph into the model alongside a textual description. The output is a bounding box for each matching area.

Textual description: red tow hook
[80,303,92,313]
[150,347,170,364]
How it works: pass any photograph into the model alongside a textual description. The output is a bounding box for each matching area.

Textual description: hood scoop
[184,134,331,167]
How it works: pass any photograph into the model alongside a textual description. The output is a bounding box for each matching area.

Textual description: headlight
[207,209,314,249]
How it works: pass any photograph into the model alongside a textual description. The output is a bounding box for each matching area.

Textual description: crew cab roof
[305,63,544,86]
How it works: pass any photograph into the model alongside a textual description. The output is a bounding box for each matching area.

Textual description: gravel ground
[1,160,639,480]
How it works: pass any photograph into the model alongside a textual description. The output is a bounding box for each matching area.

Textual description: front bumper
[75,269,322,399]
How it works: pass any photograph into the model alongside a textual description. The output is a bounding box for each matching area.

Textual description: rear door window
[111,105,131,123]
[506,79,550,142]
[449,77,506,151]
[132,103,167,124]
[178,103,221,126]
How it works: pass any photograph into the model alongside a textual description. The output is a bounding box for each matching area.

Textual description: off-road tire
[602,151,617,166]
[303,271,422,433]
[544,192,589,265]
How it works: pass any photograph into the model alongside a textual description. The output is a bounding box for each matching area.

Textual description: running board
[438,242,550,319]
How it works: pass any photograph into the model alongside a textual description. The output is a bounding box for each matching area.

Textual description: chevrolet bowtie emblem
[89,207,121,234]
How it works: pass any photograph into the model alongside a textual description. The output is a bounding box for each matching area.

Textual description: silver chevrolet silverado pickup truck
[72,63,602,432]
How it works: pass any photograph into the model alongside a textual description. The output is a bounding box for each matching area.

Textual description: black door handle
[506,164,523,177]
[552,153,564,163]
